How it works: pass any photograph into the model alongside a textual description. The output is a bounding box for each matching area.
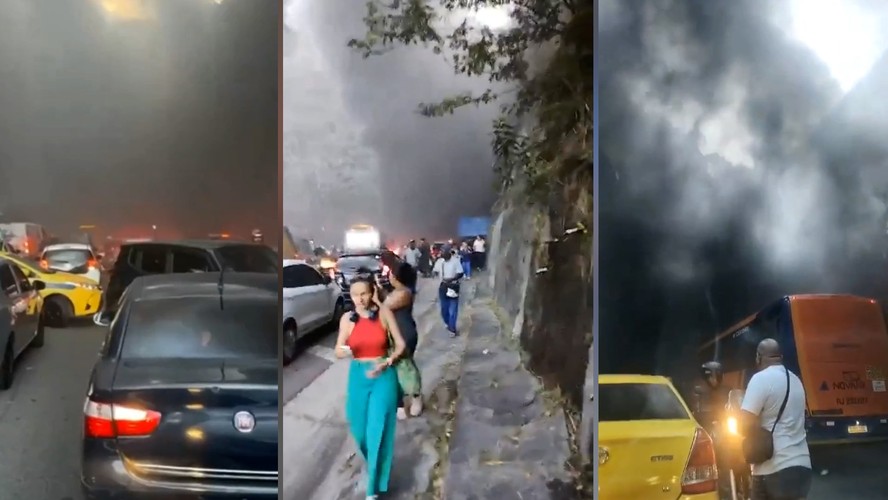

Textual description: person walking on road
[418,238,432,277]
[472,235,486,270]
[741,338,812,500]
[379,262,423,419]
[458,241,472,279]
[403,240,421,270]
[433,244,463,337]
[335,276,407,500]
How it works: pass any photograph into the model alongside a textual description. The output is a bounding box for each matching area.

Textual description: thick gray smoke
[598,0,888,376]
[283,0,498,241]
[0,0,277,240]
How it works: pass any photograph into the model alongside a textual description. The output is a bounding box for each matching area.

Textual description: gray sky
[283,0,498,241]
[0,0,277,241]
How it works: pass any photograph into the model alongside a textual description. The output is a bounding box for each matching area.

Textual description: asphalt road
[808,441,888,499]
[282,321,338,405]
[0,321,103,499]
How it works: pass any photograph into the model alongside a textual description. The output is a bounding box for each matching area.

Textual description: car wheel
[44,296,73,328]
[0,338,14,391]
[330,299,345,327]
[31,315,45,348]
[283,323,298,366]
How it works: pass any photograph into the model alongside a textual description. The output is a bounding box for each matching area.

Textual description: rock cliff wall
[488,166,593,408]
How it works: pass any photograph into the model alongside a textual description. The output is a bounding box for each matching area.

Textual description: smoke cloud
[283,0,498,242]
[598,0,888,376]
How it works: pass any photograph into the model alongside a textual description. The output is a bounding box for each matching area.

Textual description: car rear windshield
[215,245,277,273]
[120,296,277,360]
[44,249,93,267]
[337,256,380,272]
[15,258,55,274]
[599,383,689,421]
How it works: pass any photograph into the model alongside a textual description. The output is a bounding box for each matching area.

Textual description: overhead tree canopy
[348,0,592,199]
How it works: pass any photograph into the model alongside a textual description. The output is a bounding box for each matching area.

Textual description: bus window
[722,319,775,384]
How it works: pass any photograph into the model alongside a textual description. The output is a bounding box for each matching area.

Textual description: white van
[0,223,52,258]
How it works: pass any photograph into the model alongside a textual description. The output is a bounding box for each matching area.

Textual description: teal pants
[346,359,398,495]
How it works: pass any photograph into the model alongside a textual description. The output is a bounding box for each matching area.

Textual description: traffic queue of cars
[0,235,278,498]
[281,248,400,365]
[0,243,105,390]
[81,238,279,499]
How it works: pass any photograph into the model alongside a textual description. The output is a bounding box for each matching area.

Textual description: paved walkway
[282,276,574,499]
[282,278,461,499]
[443,283,574,500]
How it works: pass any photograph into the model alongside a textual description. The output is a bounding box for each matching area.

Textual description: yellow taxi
[0,253,102,327]
[598,374,719,500]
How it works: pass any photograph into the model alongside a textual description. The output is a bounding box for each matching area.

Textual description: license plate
[848,425,869,434]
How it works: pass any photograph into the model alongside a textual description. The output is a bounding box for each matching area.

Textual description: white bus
[344,224,384,253]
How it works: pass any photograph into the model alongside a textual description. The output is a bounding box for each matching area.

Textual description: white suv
[282,259,343,365]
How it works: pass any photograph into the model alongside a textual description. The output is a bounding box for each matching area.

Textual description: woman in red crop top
[335,275,406,499]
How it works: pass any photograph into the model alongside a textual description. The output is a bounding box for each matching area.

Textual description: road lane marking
[306,345,337,362]
[288,413,348,428]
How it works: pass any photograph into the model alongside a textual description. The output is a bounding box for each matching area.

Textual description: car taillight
[39,259,48,270]
[83,398,162,438]
[87,259,98,268]
[681,428,718,495]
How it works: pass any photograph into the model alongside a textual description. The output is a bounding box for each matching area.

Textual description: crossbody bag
[742,367,790,465]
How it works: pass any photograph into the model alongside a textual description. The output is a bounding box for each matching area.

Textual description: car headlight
[726,416,739,435]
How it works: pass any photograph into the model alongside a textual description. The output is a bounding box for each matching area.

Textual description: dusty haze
[0,0,278,240]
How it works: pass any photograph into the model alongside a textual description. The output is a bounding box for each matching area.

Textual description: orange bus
[699,294,888,444]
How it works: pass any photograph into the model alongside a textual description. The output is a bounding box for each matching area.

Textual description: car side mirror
[32,280,46,291]
[93,312,111,327]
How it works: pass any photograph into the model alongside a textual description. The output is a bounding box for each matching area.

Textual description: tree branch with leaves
[348,0,592,199]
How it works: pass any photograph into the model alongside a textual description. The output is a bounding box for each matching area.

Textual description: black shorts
[752,466,812,500]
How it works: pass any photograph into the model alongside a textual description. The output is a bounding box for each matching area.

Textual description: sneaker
[397,407,408,420]
[449,330,457,338]
[409,396,423,417]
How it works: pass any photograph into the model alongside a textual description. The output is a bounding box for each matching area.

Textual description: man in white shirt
[403,240,421,268]
[432,245,463,337]
[472,236,486,270]
[741,339,812,500]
